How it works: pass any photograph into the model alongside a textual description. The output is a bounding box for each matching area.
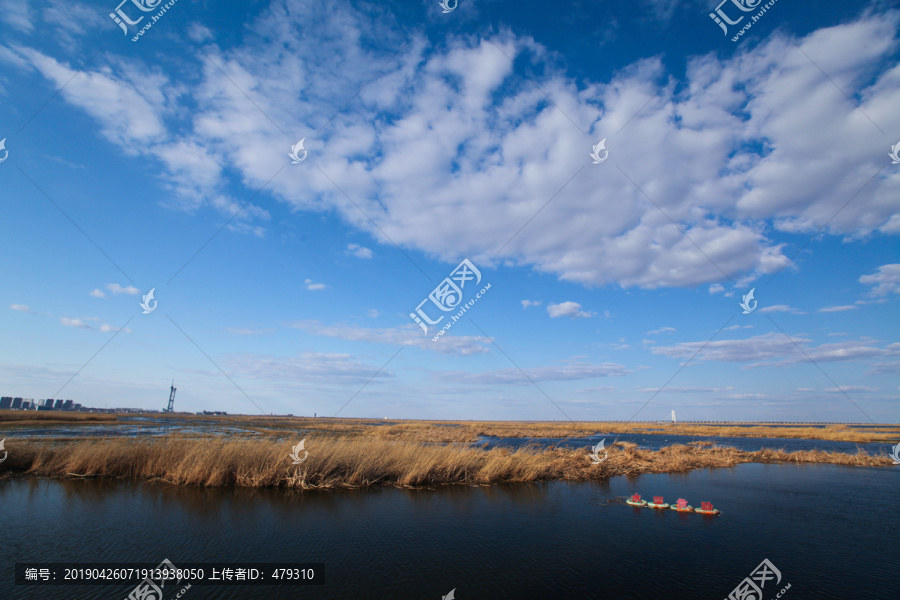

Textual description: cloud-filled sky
[0,0,898,422]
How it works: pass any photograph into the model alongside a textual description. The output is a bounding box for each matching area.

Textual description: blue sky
[0,0,898,422]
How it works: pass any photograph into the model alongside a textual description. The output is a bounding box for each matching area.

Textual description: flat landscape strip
[0,437,891,490]
[4,413,896,443]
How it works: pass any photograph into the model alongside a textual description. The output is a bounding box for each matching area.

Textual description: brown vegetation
[142,414,898,443]
[0,411,117,424]
[0,437,891,490]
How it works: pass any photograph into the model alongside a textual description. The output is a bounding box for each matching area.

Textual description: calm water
[477,432,898,455]
[2,463,897,599]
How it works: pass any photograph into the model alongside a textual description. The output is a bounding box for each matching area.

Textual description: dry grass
[23,412,892,444]
[0,437,891,490]
[360,420,900,444]
[0,411,117,424]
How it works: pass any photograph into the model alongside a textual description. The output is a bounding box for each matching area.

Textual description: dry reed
[0,437,891,490]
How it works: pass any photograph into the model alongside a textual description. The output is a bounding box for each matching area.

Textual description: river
[2,462,897,599]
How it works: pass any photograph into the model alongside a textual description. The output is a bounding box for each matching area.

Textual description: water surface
[2,463,897,599]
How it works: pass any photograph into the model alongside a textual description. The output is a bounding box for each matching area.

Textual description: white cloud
[291,320,490,356]
[859,264,900,296]
[347,243,373,259]
[547,301,594,319]
[638,386,735,393]
[1,0,32,33]
[304,279,328,291]
[646,326,676,335]
[187,23,214,43]
[433,360,631,384]
[652,333,900,367]
[223,352,395,385]
[366,309,379,318]
[866,361,900,375]
[99,324,131,333]
[760,304,805,314]
[709,284,725,294]
[106,283,140,295]
[574,385,617,394]
[60,317,91,329]
[90,289,106,298]
[226,327,275,335]
[824,386,878,393]
[10,304,36,313]
[9,5,900,290]
[521,300,541,309]
[818,305,857,312]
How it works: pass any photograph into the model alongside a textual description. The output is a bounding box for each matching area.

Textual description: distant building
[54,399,64,410]
[39,399,55,411]
[74,403,82,411]
[11,398,23,409]
[22,400,34,410]
[0,397,11,409]
[64,400,74,410]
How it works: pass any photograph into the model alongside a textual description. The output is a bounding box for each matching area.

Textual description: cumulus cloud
[7,4,898,291]
[651,333,900,367]
[291,320,490,356]
[646,326,676,335]
[60,317,91,329]
[90,289,106,298]
[760,304,805,314]
[60,317,130,333]
[106,283,140,295]
[304,279,328,290]
[521,300,541,309]
[547,301,594,318]
[347,244,373,259]
[818,305,857,312]
[10,304,36,313]
[859,264,900,296]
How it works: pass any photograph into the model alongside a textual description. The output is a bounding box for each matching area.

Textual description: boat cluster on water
[625,494,721,515]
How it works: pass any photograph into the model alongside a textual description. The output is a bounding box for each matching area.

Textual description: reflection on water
[2,463,897,599]
[478,432,897,455]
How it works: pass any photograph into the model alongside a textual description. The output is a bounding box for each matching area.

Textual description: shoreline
[3,413,898,444]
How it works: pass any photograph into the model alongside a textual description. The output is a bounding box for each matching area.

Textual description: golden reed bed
[0,437,891,490]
